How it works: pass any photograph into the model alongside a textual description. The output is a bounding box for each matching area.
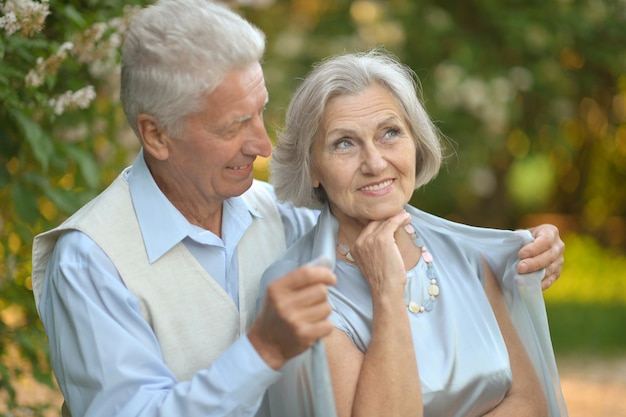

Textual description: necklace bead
[337,243,355,262]
[408,302,425,313]
[336,223,440,314]
[404,231,440,315]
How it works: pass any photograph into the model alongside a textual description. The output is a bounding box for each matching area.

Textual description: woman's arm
[325,212,422,417]
[324,300,421,417]
[482,258,549,417]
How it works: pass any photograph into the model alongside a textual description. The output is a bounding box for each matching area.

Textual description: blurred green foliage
[0,0,625,415]
[545,234,626,305]
[1,1,144,414]
[545,233,626,356]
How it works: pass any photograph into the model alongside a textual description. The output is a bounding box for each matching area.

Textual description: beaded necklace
[336,223,440,314]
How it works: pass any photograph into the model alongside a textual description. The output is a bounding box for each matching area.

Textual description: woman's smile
[311,84,416,223]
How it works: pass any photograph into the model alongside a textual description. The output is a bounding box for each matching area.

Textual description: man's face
[164,62,271,205]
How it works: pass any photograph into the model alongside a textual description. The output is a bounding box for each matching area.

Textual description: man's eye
[221,124,242,139]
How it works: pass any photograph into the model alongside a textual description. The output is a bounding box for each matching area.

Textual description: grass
[543,234,626,356]
[547,302,626,356]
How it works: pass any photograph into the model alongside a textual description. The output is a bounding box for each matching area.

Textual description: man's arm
[40,231,280,417]
[516,224,565,290]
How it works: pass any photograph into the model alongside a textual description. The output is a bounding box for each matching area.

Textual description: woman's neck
[335,214,422,270]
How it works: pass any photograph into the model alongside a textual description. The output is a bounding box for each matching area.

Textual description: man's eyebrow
[231,114,252,124]
[219,96,269,132]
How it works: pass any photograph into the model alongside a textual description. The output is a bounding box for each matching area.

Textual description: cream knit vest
[32,174,286,381]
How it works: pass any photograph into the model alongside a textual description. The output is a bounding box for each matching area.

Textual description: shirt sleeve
[39,230,280,417]
[258,181,320,247]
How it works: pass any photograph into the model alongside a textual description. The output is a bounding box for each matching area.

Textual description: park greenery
[1,0,625,415]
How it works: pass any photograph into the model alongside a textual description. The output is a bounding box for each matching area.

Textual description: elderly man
[31,1,564,416]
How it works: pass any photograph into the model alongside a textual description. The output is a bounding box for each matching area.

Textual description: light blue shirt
[38,151,320,417]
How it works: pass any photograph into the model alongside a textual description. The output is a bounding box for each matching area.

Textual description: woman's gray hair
[271,49,443,209]
[120,0,266,139]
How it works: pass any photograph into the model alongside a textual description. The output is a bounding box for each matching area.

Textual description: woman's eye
[333,138,353,150]
[384,127,400,139]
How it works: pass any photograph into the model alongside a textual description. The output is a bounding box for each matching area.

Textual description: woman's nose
[360,145,386,174]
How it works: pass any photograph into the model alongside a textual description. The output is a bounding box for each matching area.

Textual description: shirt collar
[127,149,263,263]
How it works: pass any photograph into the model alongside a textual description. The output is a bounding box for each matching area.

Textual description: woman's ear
[137,114,170,161]
[311,171,320,188]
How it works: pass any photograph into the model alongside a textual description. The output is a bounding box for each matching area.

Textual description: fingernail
[518,261,528,273]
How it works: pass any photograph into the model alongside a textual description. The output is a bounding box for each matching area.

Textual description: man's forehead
[222,91,269,123]
[200,67,268,126]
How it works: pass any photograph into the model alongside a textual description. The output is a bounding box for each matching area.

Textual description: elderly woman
[259,50,567,417]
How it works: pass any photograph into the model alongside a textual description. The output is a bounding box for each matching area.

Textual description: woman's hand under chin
[349,210,412,298]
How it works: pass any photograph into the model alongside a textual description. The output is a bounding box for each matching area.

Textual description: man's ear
[137,114,170,161]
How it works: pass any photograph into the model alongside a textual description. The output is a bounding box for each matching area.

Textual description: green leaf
[63,4,88,28]
[11,180,40,224]
[9,109,53,171]
[64,145,100,188]
[43,186,85,214]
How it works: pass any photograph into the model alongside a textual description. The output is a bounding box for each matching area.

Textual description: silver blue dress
[257,204,568,417]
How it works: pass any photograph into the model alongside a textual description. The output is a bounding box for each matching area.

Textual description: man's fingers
[264,264,336,334]
[517,223,565,291]
[277,264,337,291]
[266,277,331,313]
[519,225,555,259]
[518,224,564,269]
[251,265,336,369]
[541,273,557,290]
[543,255,564,290]
[517,247,549,274]
[303,320,336,341]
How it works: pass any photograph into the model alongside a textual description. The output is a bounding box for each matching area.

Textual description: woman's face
[311,84,417,225]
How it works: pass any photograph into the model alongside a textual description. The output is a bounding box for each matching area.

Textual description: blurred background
[1,0,625,415]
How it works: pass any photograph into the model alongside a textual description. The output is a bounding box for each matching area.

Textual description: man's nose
[244,115,272,158]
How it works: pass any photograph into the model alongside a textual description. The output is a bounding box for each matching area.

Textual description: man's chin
[229,176,255,197]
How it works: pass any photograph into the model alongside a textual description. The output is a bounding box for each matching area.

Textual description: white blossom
[48,86,97,116]
[0,0,50,36]
[56,41,74,58]
[0,12,19,35]
[24,57,45,87]
[24,42,74,88]
[24,68,43,87]
[509,66,534,92]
